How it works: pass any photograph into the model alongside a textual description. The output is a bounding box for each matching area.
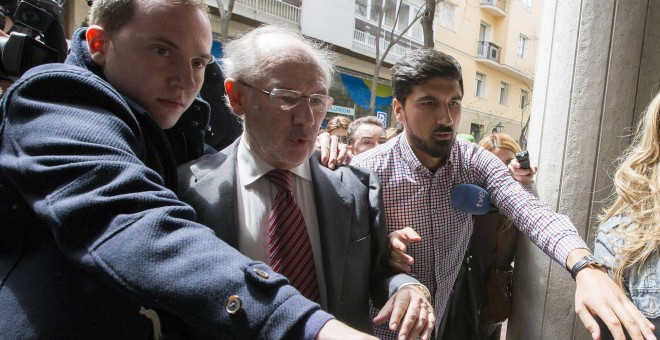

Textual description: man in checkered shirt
[350,49,656,340]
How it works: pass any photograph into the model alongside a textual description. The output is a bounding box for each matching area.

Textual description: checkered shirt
[352,134,588,338]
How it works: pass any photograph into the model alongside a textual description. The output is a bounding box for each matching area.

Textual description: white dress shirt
[235,136,328,308]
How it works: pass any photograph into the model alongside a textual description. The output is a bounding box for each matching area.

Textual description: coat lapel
[308,155,353,311]
[188,139,240,248]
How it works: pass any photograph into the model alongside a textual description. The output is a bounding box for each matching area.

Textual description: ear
[224,78,245,117]
[393,98,405,124]
[86,25,107,66]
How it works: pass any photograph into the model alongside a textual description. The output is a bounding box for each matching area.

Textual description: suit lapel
[309,155,353,311]
[188,139,240,248]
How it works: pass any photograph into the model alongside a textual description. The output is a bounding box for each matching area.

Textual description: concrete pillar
[507,0,660,339]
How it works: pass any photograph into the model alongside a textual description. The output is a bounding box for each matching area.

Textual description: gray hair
[222,25,335,86]
[347,116,385,145]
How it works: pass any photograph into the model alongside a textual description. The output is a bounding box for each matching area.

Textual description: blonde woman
[326,115,351,143]
[595,92,660,338]
[479,133,521,163]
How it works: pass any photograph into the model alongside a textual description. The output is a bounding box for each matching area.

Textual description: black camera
[0,0,65,78]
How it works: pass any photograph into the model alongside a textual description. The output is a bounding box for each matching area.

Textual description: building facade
[61,0,540,141]
[435,0,541,144]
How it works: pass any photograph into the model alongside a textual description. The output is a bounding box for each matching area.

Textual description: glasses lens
[271,89,302,110]
[271,89,333,113]
[310,94,333,113]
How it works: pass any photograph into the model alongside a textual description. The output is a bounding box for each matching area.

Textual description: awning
[340,73,392,110]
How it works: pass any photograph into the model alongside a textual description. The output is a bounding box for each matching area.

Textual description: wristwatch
[569,255,605,281]
[399,282,432,302]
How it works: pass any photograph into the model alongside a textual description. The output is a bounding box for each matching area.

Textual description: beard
[407,125,455,159]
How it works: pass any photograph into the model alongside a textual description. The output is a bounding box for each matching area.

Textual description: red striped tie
[265,169,320,302]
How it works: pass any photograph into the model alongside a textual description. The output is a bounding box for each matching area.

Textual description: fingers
[387,292,410,334]
[373,296,394,325]
[507,161,536,185]
[575,303,603,340]
[388,248,413,273]
[336,142,353,165]
[389,287,435,340]
[420,307,435,340]
[609,295,656,340]
[622,298,657,340]
[399,227,422,242]
[328,135,339,170]
[575,268,657,340]
[317,132,330,166]
[408,303,435,340]
[389,232,409,252]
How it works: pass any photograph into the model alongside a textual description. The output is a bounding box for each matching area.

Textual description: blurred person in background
[385,121,404,141]
[346,116,387,155]
[326,115,351,143]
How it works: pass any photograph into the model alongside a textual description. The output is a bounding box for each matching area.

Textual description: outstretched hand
[316,132,352,170]
[373,285,435,340]
[508,158,537,186]
[388,227,421,273]
[570,249,656,340]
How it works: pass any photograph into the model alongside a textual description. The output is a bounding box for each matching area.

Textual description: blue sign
[376,111,388,127]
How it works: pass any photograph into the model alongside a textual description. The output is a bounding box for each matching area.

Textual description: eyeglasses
[237,80,333,114]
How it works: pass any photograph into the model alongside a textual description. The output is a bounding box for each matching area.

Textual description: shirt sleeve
[469,145,588,268]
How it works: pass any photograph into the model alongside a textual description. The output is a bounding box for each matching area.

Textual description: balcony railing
[234,0,301,25]
[481,0,507,16]
[477,41,501,62]
[353,29,413,62]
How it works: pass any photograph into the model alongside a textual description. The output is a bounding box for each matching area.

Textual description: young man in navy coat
[0,1,376,338]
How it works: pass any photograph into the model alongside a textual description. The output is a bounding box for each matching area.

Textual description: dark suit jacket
[178,139,417,333]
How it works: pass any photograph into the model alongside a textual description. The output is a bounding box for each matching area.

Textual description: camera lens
[14,1,53,33]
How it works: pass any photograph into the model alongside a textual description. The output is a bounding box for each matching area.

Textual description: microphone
[451,184,491,215]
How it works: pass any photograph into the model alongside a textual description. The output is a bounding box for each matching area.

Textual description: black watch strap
[569,255,604,281]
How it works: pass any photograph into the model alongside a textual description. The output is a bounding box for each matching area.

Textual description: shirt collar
[237,135,312,186]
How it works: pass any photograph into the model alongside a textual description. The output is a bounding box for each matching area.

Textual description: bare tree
[215,0,236,44]
[420,0,438,48]
[368,0,439,115]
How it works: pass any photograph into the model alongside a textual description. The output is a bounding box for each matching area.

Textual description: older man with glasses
[177,25,435,340]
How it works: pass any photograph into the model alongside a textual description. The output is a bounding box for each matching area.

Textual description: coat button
[253,267,269,279]
[225,295,242,315]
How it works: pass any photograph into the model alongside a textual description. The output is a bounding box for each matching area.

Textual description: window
[523,0,532,11]
[356,0,367,17]
[470,123,484,143]
[520,89,530,110]
[438,2,456,31]
[396,3,410,32]
[475,72,486,98]
[518,34,528,58]
[369,0,383,22]
[479,22,488,41]
[357,0,424,41]
[499,82,509,105]
[410,7,423,41]
[383,0,397,27]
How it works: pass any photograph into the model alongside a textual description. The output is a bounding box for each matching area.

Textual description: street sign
[376,111,387,127]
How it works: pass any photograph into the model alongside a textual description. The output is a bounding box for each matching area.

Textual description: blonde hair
[326,116,351,133]
[478,133,522,154]
[601,91,660,289]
